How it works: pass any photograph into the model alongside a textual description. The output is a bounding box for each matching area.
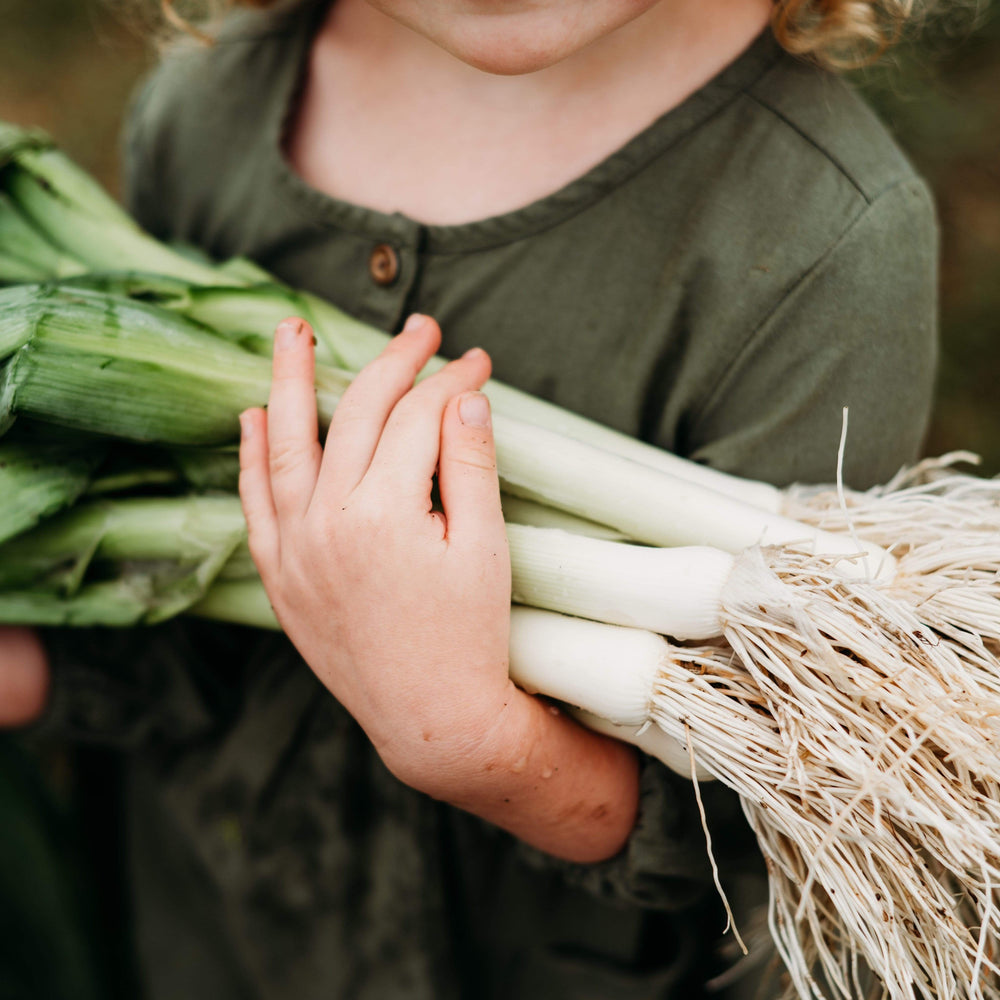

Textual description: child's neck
[287,0,772,226]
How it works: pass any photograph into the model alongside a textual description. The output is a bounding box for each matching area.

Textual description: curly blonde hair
[159,0,942,69]
[771,0,927,68]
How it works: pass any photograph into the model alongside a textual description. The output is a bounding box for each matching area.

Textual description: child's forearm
[389,683,641,864]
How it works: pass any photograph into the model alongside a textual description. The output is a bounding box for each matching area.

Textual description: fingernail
[459,392,491,428]
[239,411,254,440]
[462,347,486,361]
[276,319,303,351]
[403,314,428,333]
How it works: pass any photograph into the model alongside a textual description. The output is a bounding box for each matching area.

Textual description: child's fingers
[437,391,507,553]
[266,318,323,518]
[363,348,491,500]
[317,315,440,498]
[239,408,280,573]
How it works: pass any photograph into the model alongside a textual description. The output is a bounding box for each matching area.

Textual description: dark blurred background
[0,1,998,997]
[859,6,1000,472]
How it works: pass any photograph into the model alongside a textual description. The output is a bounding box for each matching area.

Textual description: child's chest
[283,34,673,227]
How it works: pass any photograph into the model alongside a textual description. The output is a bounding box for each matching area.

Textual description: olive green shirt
[40,2,938,998]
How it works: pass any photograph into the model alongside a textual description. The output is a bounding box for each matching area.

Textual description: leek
[0,434,104,543]
[0,121,227,287]
[0,494,730,640]
[0,284,351,444]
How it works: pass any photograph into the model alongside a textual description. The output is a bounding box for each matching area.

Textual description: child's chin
[438,22,594,76]
[452,43,570,77]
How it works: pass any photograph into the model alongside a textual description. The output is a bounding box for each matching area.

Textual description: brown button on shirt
[369,243,399,286]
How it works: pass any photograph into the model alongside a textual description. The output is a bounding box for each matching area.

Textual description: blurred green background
[860,7,1000,472]
[0,1,998,997]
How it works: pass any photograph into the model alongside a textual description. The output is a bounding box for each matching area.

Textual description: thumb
[438,391,505,547]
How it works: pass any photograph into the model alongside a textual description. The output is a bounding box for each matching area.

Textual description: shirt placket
[355,218,423,335]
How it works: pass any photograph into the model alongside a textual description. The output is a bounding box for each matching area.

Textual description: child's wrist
[440,691,642,863]
[374,683,641,864]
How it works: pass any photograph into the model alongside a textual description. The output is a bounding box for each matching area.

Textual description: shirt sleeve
[684,177,938,490]
[120,69,171,242]
[515,754,757,910]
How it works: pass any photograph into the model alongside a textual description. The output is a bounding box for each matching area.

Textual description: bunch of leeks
[3,119,1000,1000]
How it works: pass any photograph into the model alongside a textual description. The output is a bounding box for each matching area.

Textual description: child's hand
[238,315,517,798]
[0,626,49,728]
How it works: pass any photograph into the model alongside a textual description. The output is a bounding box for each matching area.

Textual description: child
[2,0,938,996]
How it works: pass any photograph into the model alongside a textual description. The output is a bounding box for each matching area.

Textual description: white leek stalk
[567,708,715,783]
[507,523,732,639]
[500,494,626,541]
[493,412,895,581]
[506,603,673,727]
